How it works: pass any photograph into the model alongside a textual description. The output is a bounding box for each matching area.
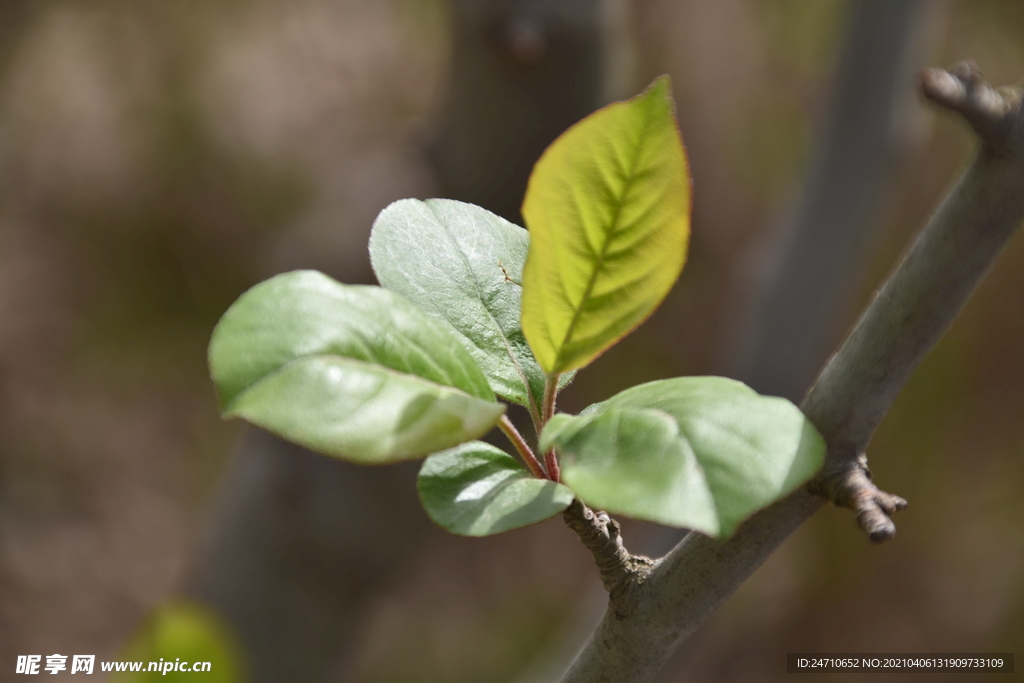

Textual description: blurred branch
[0,1,38,85]
[427,0,615,223]
[559,63,1024,683]
[644,0,929,576]
[189,432,431,682]
[735,0,929,401]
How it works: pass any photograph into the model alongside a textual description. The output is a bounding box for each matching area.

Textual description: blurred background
[1,0,1022,681]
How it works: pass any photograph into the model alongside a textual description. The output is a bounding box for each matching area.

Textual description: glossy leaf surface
[418,442,574,536]
[541,377,825,537]
[521,76,691,374]
[209,271,503,463]
[370,198,551,411]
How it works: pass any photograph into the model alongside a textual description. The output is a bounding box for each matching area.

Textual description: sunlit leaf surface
[541,377,825,537]
[418,441,574,536]
[209,271,503,463]
[521,77,691,374]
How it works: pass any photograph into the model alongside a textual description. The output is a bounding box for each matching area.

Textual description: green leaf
[540,377,825,537]
[370,198,560,412]
[113,600,243,682]
[521,76,691,374]
[223,356,505,464]
[209,270,504,463]
[418,441,575,536]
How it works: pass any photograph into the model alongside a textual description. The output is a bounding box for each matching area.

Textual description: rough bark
[559,62,1024,683]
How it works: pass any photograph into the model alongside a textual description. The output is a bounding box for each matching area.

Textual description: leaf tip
[647,73,672,96]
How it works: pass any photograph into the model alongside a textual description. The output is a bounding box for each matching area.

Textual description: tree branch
[803,60,1023,540]
[919,61,1020,150]
[543,375,562,481]
[559,63,1024,683]
[562,499,654,597]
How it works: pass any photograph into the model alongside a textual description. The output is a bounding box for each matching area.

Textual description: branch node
[562,499,654,596]
[809,453,907,543]
[919,61,1022,152]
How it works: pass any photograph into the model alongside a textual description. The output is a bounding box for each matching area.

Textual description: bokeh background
[1,0,1022,681]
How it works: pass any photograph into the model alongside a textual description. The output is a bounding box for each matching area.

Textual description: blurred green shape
[113,600,243,682]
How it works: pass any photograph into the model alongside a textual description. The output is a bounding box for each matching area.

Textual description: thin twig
[919,61,1020,151]
[542,374,559,423]
[498,414,547,479]
[542,375,561,481]
[544,450,560,483]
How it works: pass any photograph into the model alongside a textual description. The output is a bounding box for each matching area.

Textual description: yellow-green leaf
[521,76,691,374]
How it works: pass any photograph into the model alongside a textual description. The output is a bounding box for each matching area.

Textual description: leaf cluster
[208,78,825,539]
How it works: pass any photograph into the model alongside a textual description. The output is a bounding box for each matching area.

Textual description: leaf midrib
[553,100,656,371]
